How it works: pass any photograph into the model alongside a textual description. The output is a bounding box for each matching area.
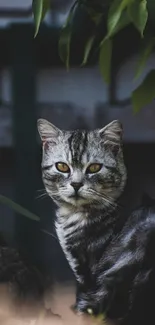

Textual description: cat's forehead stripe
[68,130,88,164]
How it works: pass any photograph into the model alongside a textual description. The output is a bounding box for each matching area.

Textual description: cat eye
[55,162,70,173]
[86,163,102,174]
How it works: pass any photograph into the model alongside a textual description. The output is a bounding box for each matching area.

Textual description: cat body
[38,118,155,324]
[56,194,155,325]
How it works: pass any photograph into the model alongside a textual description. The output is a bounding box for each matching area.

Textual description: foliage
[132,70,155,113]
[0,195,55,238]
[32,0,155,112]
[0,195,40,221]
[32,0,50,37]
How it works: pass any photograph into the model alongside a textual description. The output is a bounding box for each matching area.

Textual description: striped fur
[38,119,155,324]
[37,119,126,306]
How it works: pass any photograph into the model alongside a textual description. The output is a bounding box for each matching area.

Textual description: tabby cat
[38,118,155,325]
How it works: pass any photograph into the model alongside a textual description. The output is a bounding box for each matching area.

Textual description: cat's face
[38,119,127,209]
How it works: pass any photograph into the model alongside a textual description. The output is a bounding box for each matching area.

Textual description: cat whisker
[88,189,116,208]
[35,193,48,200]
[35,189,47,200]
[102,195,116,208]
[102,193,122,209]
[36,189,45,193]
[41,228,58,240]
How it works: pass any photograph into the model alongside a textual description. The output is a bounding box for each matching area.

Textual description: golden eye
[56,162,70,173]
[86,163,102,174]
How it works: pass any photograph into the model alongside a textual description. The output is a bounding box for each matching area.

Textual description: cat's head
[38,119,127,209]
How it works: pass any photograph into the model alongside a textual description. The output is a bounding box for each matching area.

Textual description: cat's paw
[70,303,90,316]
[70,303,83,315]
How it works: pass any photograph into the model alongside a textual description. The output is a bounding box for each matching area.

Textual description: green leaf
[59,26,71,70]
[128,0,148,37]
[110,9,131,36]
[0,195,40,222]
[132,70,155,113]
[32,0,50,38]
[58,2,77,69]
[107,0,132,37]
[81,35,95,66]
[41,0,50,20]
[135,37,155,80]
[99,38,113,84]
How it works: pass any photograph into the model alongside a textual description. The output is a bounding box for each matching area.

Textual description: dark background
[0,4,155,283]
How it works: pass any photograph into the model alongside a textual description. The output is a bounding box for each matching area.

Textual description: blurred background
[0,0,155,283]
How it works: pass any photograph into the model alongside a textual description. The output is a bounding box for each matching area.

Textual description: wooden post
[10,24,39,262]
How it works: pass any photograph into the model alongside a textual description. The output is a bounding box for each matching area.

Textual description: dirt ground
[0,283,114,325]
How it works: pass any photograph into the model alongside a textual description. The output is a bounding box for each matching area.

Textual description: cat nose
[71,182,83,192]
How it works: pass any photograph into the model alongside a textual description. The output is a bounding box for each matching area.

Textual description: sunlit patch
[87,308,93,315]
[86,308,106,324]
[96,313,106,322]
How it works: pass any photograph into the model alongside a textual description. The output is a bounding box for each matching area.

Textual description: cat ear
[99,120,122,143]
[37,118,62,144]
[99,120,123,155]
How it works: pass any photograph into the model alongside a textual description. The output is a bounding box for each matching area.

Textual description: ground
[0,283,114,325]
